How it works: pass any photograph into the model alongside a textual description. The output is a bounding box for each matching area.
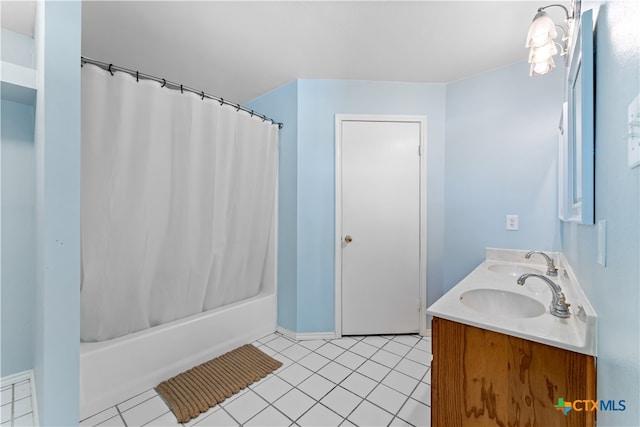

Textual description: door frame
[334,114,428,338]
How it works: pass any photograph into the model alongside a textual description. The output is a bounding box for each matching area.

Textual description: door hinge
[418,299,421,311]
[418,145,422,156]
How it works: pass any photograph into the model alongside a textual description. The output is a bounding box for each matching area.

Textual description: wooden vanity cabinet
[431,317,596,427]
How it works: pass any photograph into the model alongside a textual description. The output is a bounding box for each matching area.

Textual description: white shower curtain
[80,64,278,342]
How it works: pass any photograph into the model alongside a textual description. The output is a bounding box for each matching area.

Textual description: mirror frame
[560,7,594,224]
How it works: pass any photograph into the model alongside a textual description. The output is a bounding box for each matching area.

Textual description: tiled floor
[80,333,432,427]
[1,374,36,427]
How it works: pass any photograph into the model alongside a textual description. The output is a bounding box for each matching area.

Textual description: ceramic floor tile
[347,400,393,427]
[382,341,412,357]
[411,381,431,407]
[390,416,412,426]
[245,406,292,426]
[356,360,391,382]
[192,408,239,426]
[397,397,430,427]
[144,411,179,426]
[370,349,402,368]
[117,389,158,412]
[13,383,30,401]
[414,339,431,354]
[12,413,34,427]
[319,387,362,418]
[96,415,126,426]
[120,395,170,426]
[405,347,430,365]
[223,390,268,424]
[423,368,431,385]
[339,372,378,398]
[297,353,331,372]
[258,334,280,344]
[297,403,343,427]
[258,345,279,357]
[361,336,390,347]
[280,344,313,362]
[81,407,120,426]
[273,389,316,421]
[329,337,358,350]
[334,351,366,370]
[317,362,352,384]
[298,340,326,351]
[297,374,336,400]
[13,397,31,418]
[266,336,297,352]
[392,335,421,347]
[315,343,345,360]
[348,342,378,358]
[366,383,408,415]
[1,405,11,424]
[395,358,429,380]
[273,355,295,374]
[382,370,420,396]
[277,363,314,386]
[252,375,293,402]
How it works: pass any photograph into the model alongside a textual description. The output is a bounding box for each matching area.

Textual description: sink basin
[459,289,546,318]
[487,264,544,277]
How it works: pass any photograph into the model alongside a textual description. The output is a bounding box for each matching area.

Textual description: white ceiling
[3,1,570,104]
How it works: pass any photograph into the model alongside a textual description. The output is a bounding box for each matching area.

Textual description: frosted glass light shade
[528,40,558,63]
[526,11,558,48]
[529,56,556,76]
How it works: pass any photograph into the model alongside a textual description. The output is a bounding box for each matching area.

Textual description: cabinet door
[432,317,596,427]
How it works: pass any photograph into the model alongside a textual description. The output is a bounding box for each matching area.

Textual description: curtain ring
[180,84,183,94]
[161,78,166,88]
[236,104,241,112]
[262,116,267,122]
[136,71,139,82]
[219,98,224,106]
[201,91,205,100]
[108,64,114,76]
[250,110,254,117]
[278,123,284,129]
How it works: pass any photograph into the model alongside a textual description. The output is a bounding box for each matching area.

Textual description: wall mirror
[559,7,594,224]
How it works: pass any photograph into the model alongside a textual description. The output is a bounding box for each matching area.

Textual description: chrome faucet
[525,251,558,276]
[517,273,571,318]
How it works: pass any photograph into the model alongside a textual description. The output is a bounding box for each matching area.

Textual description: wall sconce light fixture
[526,4,574,76]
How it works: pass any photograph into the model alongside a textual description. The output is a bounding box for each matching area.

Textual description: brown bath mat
[156,344,282,423]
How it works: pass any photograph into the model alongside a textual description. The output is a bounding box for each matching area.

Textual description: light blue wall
[1,100,36,377]
[561,1,640,425]
[32,2,82,425]
[444,61,564,291]
[245,81,299,331]
[296,80,446,332]
[248,79,447,333]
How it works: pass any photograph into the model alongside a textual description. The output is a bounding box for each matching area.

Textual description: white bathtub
[79,290,277,419]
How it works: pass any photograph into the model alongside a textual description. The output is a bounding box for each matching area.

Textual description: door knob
[344,235,353,243]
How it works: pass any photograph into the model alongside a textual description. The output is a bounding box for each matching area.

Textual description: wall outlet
[506,215,519,231]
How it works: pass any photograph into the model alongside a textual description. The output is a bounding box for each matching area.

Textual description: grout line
[81,333,432,427]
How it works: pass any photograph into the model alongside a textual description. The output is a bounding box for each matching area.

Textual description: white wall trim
[276,326,337,341]
[334,114,428,338]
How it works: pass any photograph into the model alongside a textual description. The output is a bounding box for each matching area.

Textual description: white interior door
[339,118,422,335]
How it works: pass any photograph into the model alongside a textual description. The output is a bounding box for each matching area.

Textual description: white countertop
[427,248,597,356]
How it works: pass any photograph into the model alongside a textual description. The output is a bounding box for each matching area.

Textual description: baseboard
[276,326,337,341]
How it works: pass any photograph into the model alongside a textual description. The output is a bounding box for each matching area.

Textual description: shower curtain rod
[80,56,284,129]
